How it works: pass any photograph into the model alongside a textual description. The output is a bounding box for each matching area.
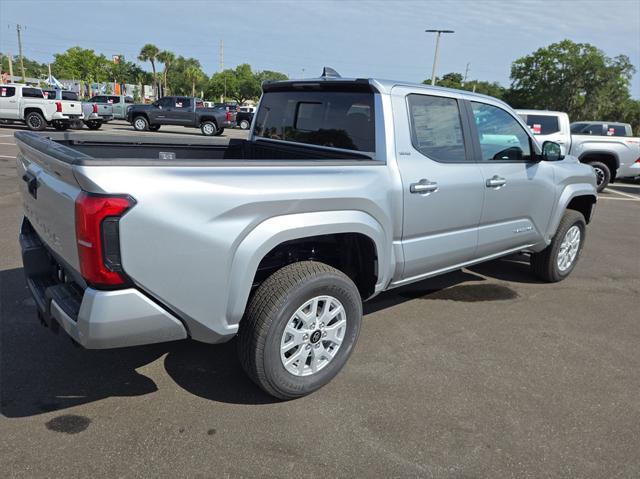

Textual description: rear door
[165,97,194,125]
[392,86,485,281]
[468,101,556,256]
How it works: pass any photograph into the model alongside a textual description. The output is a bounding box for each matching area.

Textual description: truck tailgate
[96,103,113,117]
[54,99,82,117]
[16,133,83,273]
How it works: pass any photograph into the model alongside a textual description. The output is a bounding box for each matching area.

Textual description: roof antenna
[321,67,341,78]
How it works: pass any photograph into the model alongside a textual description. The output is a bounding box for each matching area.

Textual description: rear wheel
[530,210,586,282]
[25,111,46,131]
[133,116,149,131]
[201,121,217,136]
[588,161,611,193]
[238,261,362,399]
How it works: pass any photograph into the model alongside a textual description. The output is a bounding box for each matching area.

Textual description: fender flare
[545,184,597,243]
[225,210,393,328]
[578,149,620,170]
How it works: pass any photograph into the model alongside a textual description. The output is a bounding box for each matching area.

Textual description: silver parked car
[16,69,597,399]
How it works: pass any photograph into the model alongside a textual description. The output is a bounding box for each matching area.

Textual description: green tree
[157,50,176,95]
[505,39,636,123]
[208,64,288,104]
[167,56,206,95]
[138,44,160,98]
[185,65,204,97]
[52,47,110,96]
[422,72,506,99]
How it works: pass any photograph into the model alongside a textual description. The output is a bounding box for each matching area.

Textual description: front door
[392,87,485,283]
[468,101,556,256]
[0,86,19,119]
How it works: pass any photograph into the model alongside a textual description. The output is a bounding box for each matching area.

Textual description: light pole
[425,29,454,85]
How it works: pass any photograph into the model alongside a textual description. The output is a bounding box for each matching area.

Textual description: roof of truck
[263,76,505,104]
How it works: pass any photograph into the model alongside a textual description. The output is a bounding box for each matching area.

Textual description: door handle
[410,179,438,194]
[486,175,507,188]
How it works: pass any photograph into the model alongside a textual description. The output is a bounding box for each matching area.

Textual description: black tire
[201,120,217,136]
[214,128,224,136]
[53,122,69,131]
[25,111,46,131]
[86,121,102,130]
[530,210,586,282]
[240,119,250,130]
[148,125,161,132]
[588,160,611,193]
[238,261,362,400]
[132,115,149,131]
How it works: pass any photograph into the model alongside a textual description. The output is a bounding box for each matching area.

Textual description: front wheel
[530,210,586,282]
[53,122,69,131]
[238,261,362,400]
[240,119,250,130]
[133,116,149,131]
[86,120,102,130]
[214,128,224,136]
[201,121,217,136]
[588,161,611,193]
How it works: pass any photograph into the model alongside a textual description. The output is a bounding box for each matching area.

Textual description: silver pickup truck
[16,72,597,399]
[43,89,113,130]
[517,109,640,191]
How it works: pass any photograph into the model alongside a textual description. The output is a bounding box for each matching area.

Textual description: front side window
[523,114,560,135]
[158,97,173,108]
[0,86,16,98]
[471,102,532,162]
[254,91,375,153]
[407,94,466,162]
[108,96,120,104]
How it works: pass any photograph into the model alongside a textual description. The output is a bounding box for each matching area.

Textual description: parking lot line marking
[0,155,16,159]
[598,196,640,201]
[0,142,16,145]
[0,134,14,138]
[605,188,640,200]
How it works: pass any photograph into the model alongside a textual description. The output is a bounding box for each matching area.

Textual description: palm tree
[185,66,203,97]
[138,44,160,99]
[157,50,175,96]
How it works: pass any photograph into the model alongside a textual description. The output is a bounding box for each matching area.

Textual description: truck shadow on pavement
[1,256,539,416]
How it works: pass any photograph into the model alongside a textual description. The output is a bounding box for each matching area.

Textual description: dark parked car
[236,107,255,130]
[126,96,236,136]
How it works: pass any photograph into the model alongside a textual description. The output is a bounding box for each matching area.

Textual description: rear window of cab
[253,91,375,153]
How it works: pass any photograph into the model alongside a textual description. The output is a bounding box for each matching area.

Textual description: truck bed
[15,131,375,166]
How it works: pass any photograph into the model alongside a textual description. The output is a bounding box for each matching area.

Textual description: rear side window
[524,114,559,135]
[42,90,56,99]
[0,86,16,98]
[108,96,120,104]
[606,124,627,136]
[254,91,375,153]
[407,94,466,162]
[22,87,44,98]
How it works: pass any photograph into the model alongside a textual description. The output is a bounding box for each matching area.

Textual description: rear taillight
[226,110,231,122]
[635,158,640,165]
[75,192,135,288]
[56,101,62,113]
[92,103,98,114]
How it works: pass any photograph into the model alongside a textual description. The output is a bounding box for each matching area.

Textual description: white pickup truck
[0,83,82,131]
[517,109,640,191]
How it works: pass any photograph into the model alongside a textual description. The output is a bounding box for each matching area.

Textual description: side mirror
[541,141,564,161]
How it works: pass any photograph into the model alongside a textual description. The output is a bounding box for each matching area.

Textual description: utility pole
[8,52,14,79]
[462,62,471,86]
[16,24,26,82]
[425,29,454,86]
[219,39,225,103]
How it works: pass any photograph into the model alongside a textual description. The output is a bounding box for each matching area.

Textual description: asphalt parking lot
[1,121,639,478]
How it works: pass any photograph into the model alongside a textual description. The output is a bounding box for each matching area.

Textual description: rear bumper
[20,220,187,349]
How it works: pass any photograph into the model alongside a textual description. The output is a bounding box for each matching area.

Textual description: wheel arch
[225,210,393,328]
[579,150,619,180]
[546,185,597,244]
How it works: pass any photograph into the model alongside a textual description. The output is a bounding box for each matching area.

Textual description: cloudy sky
[1,0,638,96]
